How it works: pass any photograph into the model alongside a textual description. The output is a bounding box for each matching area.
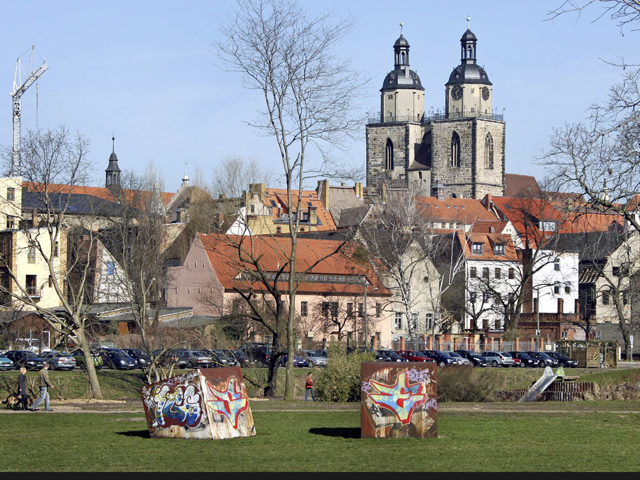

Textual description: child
[305,372,316,402]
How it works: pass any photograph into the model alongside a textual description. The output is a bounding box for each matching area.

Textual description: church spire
[106,135,122,194]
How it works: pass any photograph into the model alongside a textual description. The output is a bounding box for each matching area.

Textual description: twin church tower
[366,21,506,199]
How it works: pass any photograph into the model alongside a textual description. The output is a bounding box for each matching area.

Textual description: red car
[394,350,435,363]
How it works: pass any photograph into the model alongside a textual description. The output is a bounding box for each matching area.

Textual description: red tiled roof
[456,230,519,262]
[22,181,175,207]
[199,233,390,296]
[264,188,336,230]
[414,196,498,225]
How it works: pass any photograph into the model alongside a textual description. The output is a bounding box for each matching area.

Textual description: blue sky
[0,0,636,193]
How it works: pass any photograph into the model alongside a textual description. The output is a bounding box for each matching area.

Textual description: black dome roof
[382,68,424,91]
[447,63,491,86]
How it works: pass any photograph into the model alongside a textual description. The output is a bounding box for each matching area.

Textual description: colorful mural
[361,362,437,439]
[141,367,256,440]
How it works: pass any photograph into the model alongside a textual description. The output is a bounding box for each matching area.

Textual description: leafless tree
[215,0,366,399]
[0,126,105,399]
[209,156,275,200]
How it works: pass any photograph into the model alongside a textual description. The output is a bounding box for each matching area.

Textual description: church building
[366,21,506,200]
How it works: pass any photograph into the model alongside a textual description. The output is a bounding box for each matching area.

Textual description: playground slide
[518,366,557,402]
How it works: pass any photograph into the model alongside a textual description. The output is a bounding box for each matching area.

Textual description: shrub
[315,344,375,402]
[437,365,501,402]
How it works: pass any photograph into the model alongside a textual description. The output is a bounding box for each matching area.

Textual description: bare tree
[216,0,366,400]
[209,156,275,200]
[0,126,105,399]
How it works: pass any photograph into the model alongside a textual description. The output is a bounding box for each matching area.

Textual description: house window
[470,292,477,304]
[425,313,433,330]
[623,291,630,306]
[482,291,489,303]
[376,303,381,317]
[484,133,494,169]
[564,285,571,294]
[394,312,403,330]
[54,241,59,257]
[27,243,36,264]
[322,302,338,317]
[493,244,505,255]
[554,258,560,271]
[470,267,477,278]
[602,291,610,305]
[300,301,308,316]
[107,262,115,275]
[6,216,16,229]
[495,268,501,279]
[347,303,353,317]
[508,268,515,279]
[482,267,489,279]
[471,243,483,255]
[385,138,394,170]
[26,275,37,296]
[357,303,364,317]
[612,266,620,276]
[6,188,15,201]
[554,283,560,294]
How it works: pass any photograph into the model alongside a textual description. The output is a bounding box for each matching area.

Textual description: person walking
[305,372,316,402]
[17,366,29,411]
[31,362,54,411]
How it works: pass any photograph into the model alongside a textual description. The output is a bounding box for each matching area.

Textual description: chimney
[318,179,330,211]
[249,183,266,203]
[483,194,493,211]
[355,182,363,199]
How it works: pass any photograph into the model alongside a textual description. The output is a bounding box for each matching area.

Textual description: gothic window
[451,132,461,167]
[484,133,494,169]
[385,139,394,170]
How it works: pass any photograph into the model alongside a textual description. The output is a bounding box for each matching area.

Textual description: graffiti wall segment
[140,367,255,440]
[361,362,437,439]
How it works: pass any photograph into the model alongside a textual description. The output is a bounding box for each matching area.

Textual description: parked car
[70,349,104,369]
[454,350,488,367]
[39,350,77,370]
[99,348,138,370]
[480,350,515,367]
[396,350,436,363]
[508,351,541,368]
[299,350,328,367]
[217,349,242,367]
[375,350,406,363]
[175,349,215,368]
[0,354,14,371]
[421,350,458,367]
[279,351,308,367]
[525,351,560,368]
[226,349,249,367]
[545,351,579,368]
[121,348,151,369]
[4,350,46,370]
[237,343,272,367]
[202,349,236,368]
[448,352,472,366]
[314,349,328,358]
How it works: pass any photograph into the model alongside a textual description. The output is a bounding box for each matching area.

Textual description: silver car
[448,352,472,366]
[39,350,77,370]
[299,350,328,367]
[480,350,515,367]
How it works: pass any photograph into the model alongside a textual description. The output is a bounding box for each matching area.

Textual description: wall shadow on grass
[119,430,151,438]
[309,427,360,438]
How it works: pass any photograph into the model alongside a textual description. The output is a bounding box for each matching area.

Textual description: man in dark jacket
[17,366,28,410]
[30,362,54,411]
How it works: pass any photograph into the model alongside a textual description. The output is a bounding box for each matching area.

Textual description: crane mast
[10,46,48,176]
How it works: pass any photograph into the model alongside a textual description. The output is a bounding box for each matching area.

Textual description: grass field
[1,402,640,471]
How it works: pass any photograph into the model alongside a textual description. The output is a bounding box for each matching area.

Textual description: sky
[0,0,637,194]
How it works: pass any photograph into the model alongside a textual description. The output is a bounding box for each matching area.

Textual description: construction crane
[10,45,48,176]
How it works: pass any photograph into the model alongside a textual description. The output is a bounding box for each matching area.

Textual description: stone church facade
[366,23,506,200]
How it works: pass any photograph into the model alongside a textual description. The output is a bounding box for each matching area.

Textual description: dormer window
[471,243,483,255]
[540,221,557,232]
[493,244,505,255]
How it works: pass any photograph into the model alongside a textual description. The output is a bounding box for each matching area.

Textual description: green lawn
[1,404,640,471]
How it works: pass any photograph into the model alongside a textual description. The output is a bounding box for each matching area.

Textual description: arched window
[484,133,494,169]
[385,138,394,170]
[451,132,461,167]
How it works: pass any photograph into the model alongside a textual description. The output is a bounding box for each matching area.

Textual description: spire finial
[400,22,404,34]
[466,16,471,29]
[112,134,115,154]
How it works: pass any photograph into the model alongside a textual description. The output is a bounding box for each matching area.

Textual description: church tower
[366,24,427,193]
[366,20,506,200]
[105,136,121,196]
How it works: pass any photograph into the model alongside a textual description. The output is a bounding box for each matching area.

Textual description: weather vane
[467,16,471,29]
[400,22,404,34]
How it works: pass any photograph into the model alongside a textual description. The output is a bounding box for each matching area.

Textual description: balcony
[367,109,504,125]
